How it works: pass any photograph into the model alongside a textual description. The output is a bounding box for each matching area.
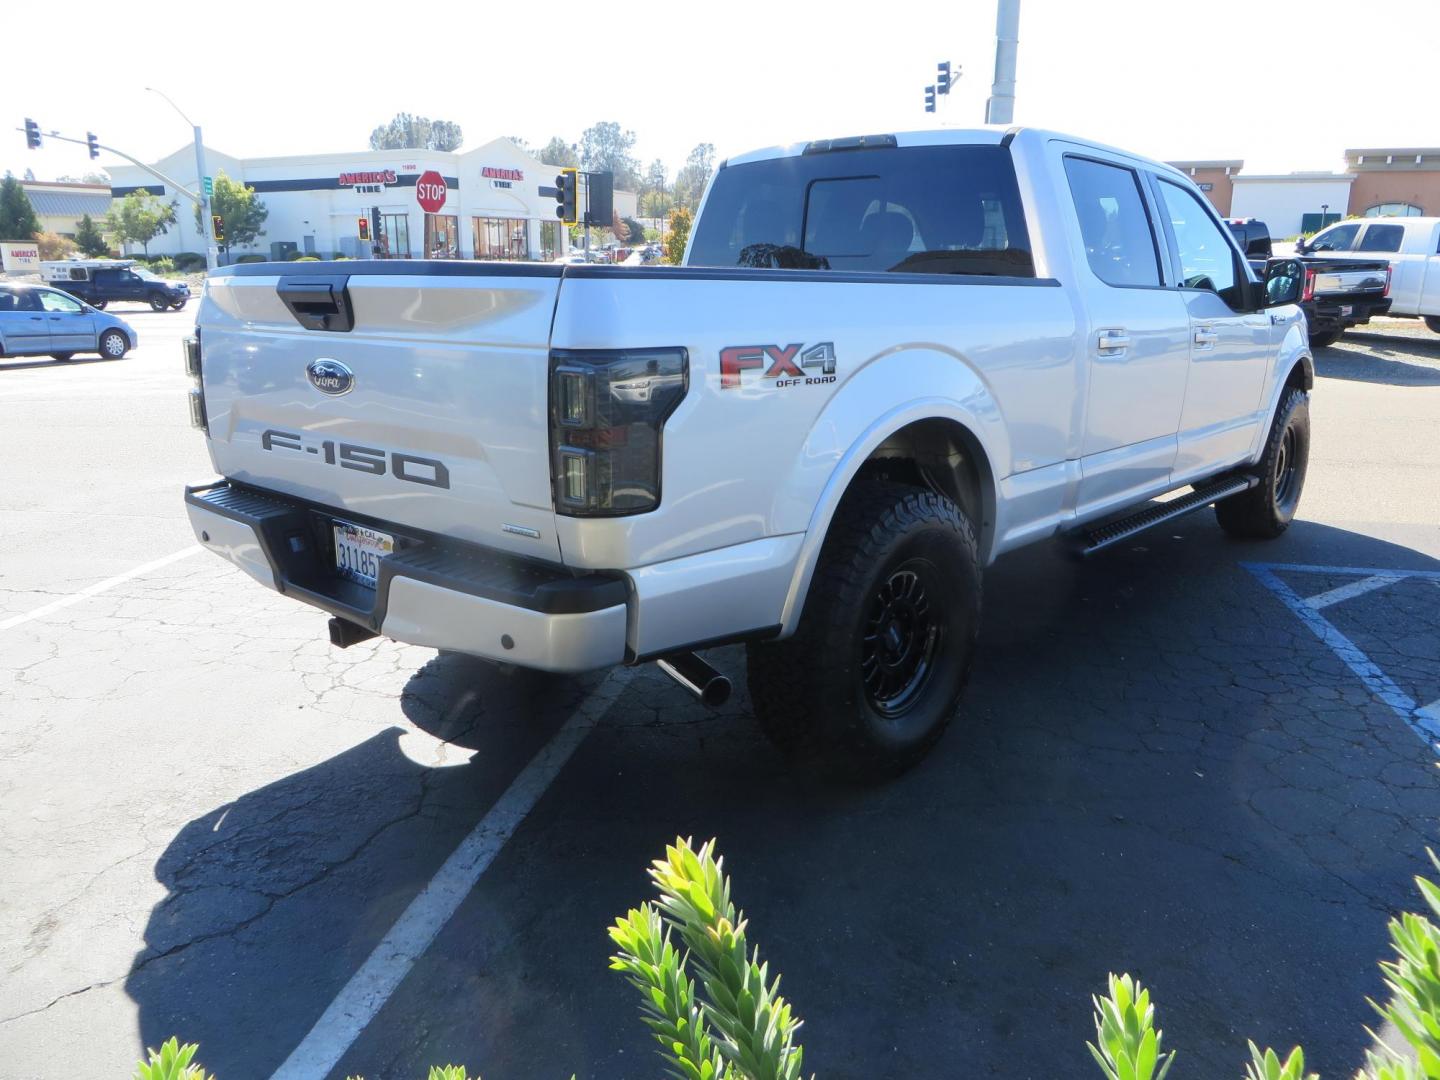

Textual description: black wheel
[149,294,170,311]
[1308,330,1340,348]
[49,353,75,362]
[171,298,188,311]
[1215,386,1310,539]
[745,480,981,778]
[1425,316,1440,334]
[92,300,107,311]
[98,330,129,359]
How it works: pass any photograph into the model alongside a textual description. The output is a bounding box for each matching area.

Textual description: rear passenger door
[1060,152,1191,516]
[1356,222,1416,311]
[1152,177,1271,474]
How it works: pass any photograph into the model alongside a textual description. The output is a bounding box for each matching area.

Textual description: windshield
[687,144,1034,276]
[134,268,162,281]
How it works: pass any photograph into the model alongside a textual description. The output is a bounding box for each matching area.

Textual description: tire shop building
[107,137,634,262]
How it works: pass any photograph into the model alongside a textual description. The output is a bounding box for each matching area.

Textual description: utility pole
[985,0,1022,125]
[147,88,218,271]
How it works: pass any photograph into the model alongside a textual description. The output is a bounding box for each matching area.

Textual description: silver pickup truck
[184,126,1312,776]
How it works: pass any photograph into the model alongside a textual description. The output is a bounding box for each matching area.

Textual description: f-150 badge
[719,342,837,389]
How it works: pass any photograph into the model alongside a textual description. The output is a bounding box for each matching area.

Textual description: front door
[1061,152,1191,515]
[0,287,51,354]
[37,289,95,351]
[1152,177,1272,474]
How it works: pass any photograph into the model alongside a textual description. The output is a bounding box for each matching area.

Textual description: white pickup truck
[184,127,1313,775]
[1297,215,1440,332]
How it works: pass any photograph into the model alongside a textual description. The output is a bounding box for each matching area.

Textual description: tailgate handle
[277,275,353,332]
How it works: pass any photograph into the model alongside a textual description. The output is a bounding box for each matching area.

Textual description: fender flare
[774,351,1006,636]
[1249,319,1312,461]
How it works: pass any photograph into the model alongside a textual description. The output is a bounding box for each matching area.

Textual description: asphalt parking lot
[2,308,1439,1080]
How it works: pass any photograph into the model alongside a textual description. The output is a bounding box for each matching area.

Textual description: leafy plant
[74,213,109,256]
[1243,1042,1316,1080]
[0,172,41,241]
[34,230,78,260]
[1087,973,1175,1080]
[104,190,176,256]
[197,172,267,255]
[611,837,808,1080]
[664,207,692,265]
[134,1038,215,1080]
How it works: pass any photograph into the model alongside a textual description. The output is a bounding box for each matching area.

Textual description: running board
[1075,475,1259,556]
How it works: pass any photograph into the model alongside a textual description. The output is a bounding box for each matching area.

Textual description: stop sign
[415,170,447,213]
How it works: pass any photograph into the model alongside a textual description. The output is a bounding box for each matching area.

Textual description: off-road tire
[49,353,75,361]
[148,294,170,312]
[1308,330,1340,349]
[1215,386,1310,539]
[98,330,128,359]
[1425,315,1440,334]
[745,481,981,778]
[92,300,107,311]
[171,298,188,311]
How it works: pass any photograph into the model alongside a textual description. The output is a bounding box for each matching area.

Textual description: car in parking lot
[0,282,136,361]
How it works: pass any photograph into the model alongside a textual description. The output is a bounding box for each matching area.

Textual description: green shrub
[295,255,320,262]
[134,1037,214,1080]
[234,253,265,263]
[171,252,206,272]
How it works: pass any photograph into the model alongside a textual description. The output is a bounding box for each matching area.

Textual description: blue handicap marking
[1244,562,1440,750]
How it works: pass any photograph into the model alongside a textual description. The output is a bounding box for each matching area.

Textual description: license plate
[333,522,394,589]
[1340,304,1354,316]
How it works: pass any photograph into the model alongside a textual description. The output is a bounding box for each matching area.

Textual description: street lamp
[146,87,218,271]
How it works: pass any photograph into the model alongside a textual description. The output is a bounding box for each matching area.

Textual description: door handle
[1193,327,1218,347]
[1097,328,1130,355]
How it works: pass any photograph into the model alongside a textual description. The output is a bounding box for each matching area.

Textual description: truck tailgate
[1310,261,1390,298]
[198,265,563,562]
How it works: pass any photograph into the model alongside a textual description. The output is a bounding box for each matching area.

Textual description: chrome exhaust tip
[655,652,732,708]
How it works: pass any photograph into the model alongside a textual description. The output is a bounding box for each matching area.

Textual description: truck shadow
[125,519,1440,1080]
[1319,330,1440,385]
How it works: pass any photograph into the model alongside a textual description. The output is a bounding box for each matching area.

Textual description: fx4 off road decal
[719,342,837,389]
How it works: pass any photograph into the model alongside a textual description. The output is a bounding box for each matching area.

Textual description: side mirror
[1263,258,1303,307]
[1294,237,1310,254]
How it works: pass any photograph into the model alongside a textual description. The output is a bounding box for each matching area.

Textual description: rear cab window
[1357,223,1405,252]
[687,144,1034,277]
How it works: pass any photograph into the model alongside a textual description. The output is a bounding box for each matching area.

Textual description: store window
[380,214,410,258]
[425,214,460,259]
[540,220,560,261]
[1363,202,1424,217]
[472,217,530,260]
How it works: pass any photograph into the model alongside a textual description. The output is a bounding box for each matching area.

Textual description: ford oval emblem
[307,358,354,396]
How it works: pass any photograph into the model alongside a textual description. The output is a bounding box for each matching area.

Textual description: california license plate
[333,522,393,589]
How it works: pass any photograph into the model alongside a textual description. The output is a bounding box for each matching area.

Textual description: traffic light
[86,132,99,159]
[924,85,936,113]
[554,167,578,226]
[211,215,225,243]
[937,61,952,95]
[357,216,370,241]
[24,118,40,150]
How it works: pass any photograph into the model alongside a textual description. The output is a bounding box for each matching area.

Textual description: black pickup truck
[1225,218,1391,347]
[41,260,191,312]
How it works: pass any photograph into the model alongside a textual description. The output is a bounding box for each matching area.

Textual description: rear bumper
[184,481,628,672]
[1305,295,1392,332]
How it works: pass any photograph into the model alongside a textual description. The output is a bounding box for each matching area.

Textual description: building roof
[1344,147,1440,169]
[21,182,112,219]
[1232,172,1354,184]
[1167,159,1244,171]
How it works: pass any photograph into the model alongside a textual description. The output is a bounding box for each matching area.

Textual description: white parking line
[270,667,631,1080]
[0,546,201,633]
[1305,574,1396,610]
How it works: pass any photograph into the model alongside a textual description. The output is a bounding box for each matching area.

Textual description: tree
[34,231,78,260]
[642,158,667,198]
[505,136,531,154]
[640,189,673,220]
[539,137,579,169]
[74,213,108,257]
[579,122,640,190]
[664,207,692,265]
[105,191,176,256]
[368,113,463,152]
[622,216,645,244]
[0,173,41,241]
[673,143,716,213]
[196,172,267,255]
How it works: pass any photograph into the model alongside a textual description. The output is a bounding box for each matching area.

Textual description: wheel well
[852,418,995,557]
[1286,355,1313,392]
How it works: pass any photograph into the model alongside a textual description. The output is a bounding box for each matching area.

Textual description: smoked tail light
[1302,268,1317,302]
[183,333,207,432]
[548,348,688,516]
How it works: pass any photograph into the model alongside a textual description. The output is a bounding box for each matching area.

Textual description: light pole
[147,87,218,271]
[985,0,1021,125]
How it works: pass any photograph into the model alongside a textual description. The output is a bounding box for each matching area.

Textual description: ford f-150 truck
[1297,216,1440,333]
[183,127,1312,775]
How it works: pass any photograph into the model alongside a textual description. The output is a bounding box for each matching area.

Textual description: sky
[6,0,1438,185]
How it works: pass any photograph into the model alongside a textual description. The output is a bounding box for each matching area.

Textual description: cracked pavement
[1,309,1438,1079]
